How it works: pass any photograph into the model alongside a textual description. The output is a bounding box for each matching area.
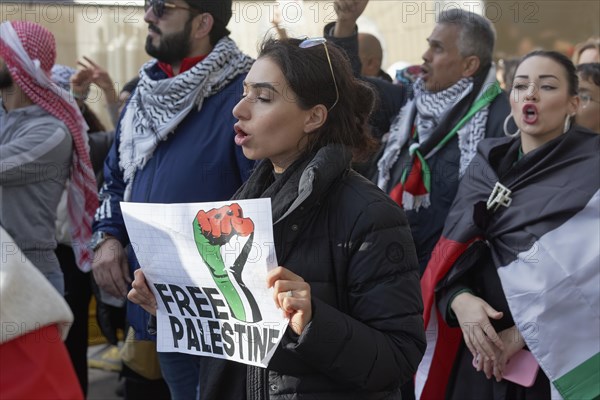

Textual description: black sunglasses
[144,0,193,18]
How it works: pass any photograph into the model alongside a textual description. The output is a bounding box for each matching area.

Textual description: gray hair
[438,8,496,75]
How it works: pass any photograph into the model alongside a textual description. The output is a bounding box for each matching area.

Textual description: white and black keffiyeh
[413,77,473,145]
[377,68,496,193]
[119,37,254,200]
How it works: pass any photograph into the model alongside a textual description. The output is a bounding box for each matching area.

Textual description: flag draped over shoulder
[417,127,600,400]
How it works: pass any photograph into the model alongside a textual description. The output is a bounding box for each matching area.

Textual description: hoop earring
[563,114,573,134]
[504,114,520,138]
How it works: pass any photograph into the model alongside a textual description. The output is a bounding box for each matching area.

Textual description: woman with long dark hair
[130,37,426,399]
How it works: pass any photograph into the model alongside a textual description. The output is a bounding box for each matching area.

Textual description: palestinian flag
[416,127,600,399]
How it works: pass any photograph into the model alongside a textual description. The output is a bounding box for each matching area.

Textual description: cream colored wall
[227,1,434,71]
[2,3,152,129]
[2,1,598,128]
[0,1,434,128]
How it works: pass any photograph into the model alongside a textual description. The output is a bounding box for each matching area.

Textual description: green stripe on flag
[553,353,600,400]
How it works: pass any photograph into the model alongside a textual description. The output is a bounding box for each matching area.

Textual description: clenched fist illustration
[193,204,261,322]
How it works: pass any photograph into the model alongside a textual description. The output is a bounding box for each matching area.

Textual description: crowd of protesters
[1,1,598,400]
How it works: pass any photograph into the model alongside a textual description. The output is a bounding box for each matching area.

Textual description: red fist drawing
[195,203,254,245]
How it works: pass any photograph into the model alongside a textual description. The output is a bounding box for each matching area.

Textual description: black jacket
[324,23,408,144]
[201,145,425,400]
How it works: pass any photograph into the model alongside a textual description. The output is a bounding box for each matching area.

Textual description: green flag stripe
[553,352,600,400]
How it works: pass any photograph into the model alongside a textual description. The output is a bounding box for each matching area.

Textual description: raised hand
[333,0,369,36]
[270,4,288,39]
[72,56,118,104]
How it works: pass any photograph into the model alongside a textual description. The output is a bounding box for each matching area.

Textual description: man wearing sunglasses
[90,1,255,399]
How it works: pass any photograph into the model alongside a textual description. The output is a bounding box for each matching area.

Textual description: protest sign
[121,199,287,367]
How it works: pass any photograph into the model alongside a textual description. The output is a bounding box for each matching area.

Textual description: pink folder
[472,349,540,387]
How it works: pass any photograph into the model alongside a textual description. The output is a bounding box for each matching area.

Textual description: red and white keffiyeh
[0,21,98,272]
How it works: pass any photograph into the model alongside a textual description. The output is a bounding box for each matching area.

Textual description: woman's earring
[504,114,520,138]
[563,114,573,134]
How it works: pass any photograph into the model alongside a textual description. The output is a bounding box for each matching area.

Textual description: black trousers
[121,363,171,400]
[56,244,92,397]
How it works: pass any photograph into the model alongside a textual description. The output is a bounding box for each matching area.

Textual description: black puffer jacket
[201,145,425,400]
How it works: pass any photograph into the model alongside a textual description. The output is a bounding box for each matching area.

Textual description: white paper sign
[120,199,287,367]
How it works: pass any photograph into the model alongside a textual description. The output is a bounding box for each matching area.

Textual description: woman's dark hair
[258,38,378,162]
[577,63,600,87]
[518,50,579,96]
[122,76,140,95]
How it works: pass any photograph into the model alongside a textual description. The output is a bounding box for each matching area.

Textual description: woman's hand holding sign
[267,267,312,335]
[128,269,157,316]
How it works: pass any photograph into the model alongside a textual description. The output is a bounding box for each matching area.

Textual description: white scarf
[377,66,497,195]
[119,37,253,201]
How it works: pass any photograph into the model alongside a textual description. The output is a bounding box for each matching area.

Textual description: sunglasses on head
[144,0,193,18]
[299,37,340,111]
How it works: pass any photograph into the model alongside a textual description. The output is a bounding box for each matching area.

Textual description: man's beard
[145,19,193,64]
[0,64,14,89]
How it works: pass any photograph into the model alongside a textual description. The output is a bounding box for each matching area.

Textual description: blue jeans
[44,269,65,296]
[157,352,201,400]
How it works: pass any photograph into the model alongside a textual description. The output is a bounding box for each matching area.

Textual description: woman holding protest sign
[129,36,425,399]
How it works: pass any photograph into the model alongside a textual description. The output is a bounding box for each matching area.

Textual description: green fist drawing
[193,203,262,322]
